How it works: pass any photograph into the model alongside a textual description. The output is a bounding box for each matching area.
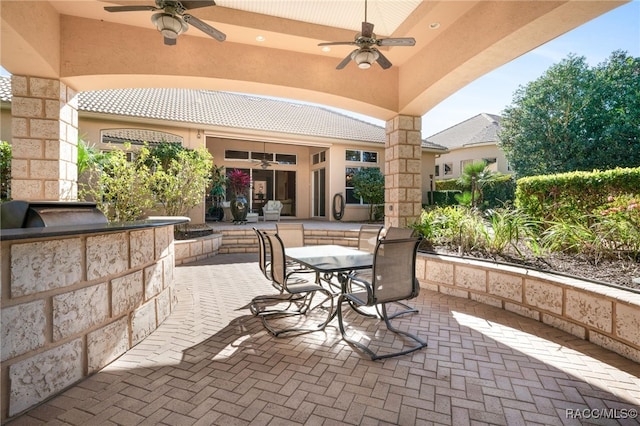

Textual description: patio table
[285,244,373,295]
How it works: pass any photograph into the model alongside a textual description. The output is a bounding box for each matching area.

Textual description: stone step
[218,228,360,254]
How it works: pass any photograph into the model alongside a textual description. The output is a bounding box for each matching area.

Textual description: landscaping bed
[422,244,640,290]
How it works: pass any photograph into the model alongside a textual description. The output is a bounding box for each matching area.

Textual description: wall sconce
[196,129,201,139]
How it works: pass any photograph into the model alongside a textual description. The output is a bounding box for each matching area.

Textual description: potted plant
[228,168,251,223]
[207,165,228,221]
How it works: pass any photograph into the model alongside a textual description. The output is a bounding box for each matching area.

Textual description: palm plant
[457,161,500,208]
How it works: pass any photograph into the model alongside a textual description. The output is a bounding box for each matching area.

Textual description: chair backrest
[253,227,270,279]
[264,233,287,288]
[358,224,383,253]
[370,237,421,304]
[265,200,282,211]
[382,226,416,240]
[276,223,305,248]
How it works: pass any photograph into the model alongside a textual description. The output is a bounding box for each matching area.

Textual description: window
[275,153,297,165]
[435,165,440,177]
[251,151,274,161]
[345,167,360,204]
[444,163,453,175]
[100,128,183,146]
[312,151,326,165]
[346,149,378,163]
[345,150,361,162]
[345,166,380,204]
[362,151,378,163]
[225,150,249,160]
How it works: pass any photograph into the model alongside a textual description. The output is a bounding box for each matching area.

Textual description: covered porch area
[11,251,640,425]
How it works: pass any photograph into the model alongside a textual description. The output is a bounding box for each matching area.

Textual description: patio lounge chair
[337,236,427,360]
[262,200,283,221]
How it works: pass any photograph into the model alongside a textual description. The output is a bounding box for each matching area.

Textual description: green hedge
[435,179,459,191]
[424,190,461,207]
[515,166,640,221]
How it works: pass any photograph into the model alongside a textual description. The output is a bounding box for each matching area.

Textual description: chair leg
[256,289,334,337]
[338,298,427,360]
[375,301,418,319]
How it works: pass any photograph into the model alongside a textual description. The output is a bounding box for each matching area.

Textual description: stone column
[384,115,422,228]
[10,75,78,201]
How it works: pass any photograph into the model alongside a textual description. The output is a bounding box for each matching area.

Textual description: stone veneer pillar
[384,115,422,228]
[10,75,78,201]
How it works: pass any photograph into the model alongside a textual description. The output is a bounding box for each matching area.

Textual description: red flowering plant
[228,169,251,197]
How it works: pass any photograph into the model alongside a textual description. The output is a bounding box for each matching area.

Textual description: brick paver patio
[11,253,640,425]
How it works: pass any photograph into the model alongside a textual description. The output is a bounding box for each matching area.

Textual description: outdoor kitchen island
[1,207,187,420]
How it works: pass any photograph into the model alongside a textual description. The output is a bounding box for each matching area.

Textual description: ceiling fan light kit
[104,0,225,45]
[152,12,187,39]
[318,0,416,70]
[353,48,379,69]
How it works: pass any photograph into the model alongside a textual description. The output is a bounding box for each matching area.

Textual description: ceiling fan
[252,143,278,169]
[104,0,226,46]
[318,0,416,70]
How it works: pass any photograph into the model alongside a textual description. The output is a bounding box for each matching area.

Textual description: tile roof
[425,113,501,149]
[0,77,445,150]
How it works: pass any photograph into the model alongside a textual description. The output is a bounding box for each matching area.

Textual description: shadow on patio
[12,254,640,425]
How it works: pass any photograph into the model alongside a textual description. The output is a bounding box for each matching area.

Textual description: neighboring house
[425,113,510,181]
[0,77,446,223]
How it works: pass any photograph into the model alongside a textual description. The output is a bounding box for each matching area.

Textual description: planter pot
[231,194,248,222]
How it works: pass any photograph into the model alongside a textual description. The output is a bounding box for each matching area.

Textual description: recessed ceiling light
[322,46,331,52]
[429,22,440,29]
[256,35,265,42]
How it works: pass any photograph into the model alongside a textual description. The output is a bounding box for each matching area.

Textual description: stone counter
[1,221,180,421]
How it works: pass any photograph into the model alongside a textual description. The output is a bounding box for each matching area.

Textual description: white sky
[421,1,640,137]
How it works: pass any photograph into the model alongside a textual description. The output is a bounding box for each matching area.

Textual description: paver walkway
[11,253,640,425]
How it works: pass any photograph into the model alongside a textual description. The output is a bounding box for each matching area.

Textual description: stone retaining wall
[174,233,222,265]
[1,225,177,421]
[416,252,640,363]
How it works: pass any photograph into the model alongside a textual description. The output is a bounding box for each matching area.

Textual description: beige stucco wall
[435,143,510,180]
[3,106,440,223]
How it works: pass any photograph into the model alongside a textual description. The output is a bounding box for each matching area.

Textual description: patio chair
[250,233,334,336]
[379,226,420,318]
[276,222,310,272]
[358,224,383,253]
[337,236,427,360]
[262,200,283,221]
[253,228,279,292]
[276,222,305,247]
[382,226,416,240]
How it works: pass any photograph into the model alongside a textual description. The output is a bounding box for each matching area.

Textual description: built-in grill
[0,201,108,229]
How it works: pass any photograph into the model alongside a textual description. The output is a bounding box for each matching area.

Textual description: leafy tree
[80,145,155,222]
[149,145,213,217]
[351,167,384,221]
[499,51,640,177]
[1,141,11,202]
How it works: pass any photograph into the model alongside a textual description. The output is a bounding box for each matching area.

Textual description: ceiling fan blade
[104,5,158,12]
[318,41,358,46]
[378,37,416,47]
[336,50,357,70]
[375,49,392,69]
[361,21,374,38]
[164,36,177,46]
[183,14,226,41]
[180,0,215,10]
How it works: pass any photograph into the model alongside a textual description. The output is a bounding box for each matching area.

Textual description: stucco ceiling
[0,1,627,120]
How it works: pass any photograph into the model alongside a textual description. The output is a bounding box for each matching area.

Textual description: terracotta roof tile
[0,77,446,150]
[425,113,501,149]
